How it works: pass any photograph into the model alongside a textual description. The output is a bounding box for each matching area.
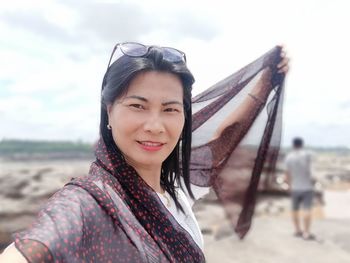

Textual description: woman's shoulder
[12,176,110,262]
[14,176,106,240]
[47,176,100,208]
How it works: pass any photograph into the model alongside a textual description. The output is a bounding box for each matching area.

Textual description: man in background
[285,137,315,240]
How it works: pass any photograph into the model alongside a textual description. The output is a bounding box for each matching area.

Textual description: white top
[285,149,313,191]
[156,184,209,250]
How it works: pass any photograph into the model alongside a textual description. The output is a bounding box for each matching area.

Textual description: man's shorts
[291,190,313,211]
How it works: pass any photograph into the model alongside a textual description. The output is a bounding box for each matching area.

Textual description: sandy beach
[197,196,350,262]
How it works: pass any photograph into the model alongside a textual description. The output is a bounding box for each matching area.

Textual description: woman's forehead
[123,71,184,100]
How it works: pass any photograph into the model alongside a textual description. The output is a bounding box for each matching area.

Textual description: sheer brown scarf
[190,46,284,238]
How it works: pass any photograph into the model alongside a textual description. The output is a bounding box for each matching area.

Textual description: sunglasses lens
[121,42,148,57]
[109,43,186,69]
[162,47,185,62]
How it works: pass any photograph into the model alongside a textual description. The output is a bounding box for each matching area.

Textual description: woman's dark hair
[100,48,195,212]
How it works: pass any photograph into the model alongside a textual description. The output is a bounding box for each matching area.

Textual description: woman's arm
[212,47,289,141]
[0,243,28,263]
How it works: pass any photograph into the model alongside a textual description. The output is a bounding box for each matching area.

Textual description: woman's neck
[121,154,164,193]
[134,166,163,193]
[122,156,162,193]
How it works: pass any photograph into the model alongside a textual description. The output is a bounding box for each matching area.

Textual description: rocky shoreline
[1,152,350,261]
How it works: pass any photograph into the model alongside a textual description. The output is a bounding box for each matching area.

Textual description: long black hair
[100,48,195,211]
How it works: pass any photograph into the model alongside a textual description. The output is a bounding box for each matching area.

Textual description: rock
[214,223,235,240]
[0,159,91,249]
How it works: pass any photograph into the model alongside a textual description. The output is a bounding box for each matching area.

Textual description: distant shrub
[0,139,93,155]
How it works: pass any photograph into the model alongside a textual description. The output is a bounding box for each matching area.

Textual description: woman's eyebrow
[124,95,183,106]
[162,100,183,106]
[124,95,148,102]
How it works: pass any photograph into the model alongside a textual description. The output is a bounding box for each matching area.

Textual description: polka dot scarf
[14,138,205,262]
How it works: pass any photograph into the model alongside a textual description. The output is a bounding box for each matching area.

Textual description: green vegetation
[0,139,93,155]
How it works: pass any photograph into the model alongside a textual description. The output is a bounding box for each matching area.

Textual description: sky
[0,0,349,148]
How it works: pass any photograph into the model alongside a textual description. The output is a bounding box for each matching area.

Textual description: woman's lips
[137,141,164,151]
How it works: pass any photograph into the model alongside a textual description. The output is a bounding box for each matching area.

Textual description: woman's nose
[143,113,165,134]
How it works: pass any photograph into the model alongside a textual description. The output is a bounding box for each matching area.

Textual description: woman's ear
[107,104,112,118]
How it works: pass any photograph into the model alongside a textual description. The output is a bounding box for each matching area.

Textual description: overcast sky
[1,0,349,147]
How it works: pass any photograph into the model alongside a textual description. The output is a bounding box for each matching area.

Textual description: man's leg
[291,192,302,235]
[303,209,312,235]
[292,210,302,234]
[302,191,314,239]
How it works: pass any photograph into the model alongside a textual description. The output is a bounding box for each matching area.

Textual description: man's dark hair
[293,137,303,148]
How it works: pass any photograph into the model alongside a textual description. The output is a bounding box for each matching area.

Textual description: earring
[107,124,112,130]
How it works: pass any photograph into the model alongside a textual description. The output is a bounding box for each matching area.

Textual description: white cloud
[0,0,349,147]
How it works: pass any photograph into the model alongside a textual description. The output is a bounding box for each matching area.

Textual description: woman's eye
[164,108,180,113]
[129,104,144,110]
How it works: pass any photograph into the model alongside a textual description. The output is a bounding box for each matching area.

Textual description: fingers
[278,65,289,74]
[277,57,289,67]
[277,57,290,73]
[277,45,290,74]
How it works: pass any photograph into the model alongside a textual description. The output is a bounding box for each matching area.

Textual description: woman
[0,42,289,262]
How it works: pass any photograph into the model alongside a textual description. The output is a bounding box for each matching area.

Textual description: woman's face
[107,70,185,171]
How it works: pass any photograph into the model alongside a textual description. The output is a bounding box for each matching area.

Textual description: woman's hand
[277,45,290,74]
[251,45,290,101]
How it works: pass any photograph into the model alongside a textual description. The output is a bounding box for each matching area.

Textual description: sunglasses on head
[106,42,187,70]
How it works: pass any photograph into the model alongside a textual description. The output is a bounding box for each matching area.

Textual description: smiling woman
[0,42,289,262]
[106,71,186,188]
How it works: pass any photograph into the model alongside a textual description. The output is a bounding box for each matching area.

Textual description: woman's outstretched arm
[211,47,289,141]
